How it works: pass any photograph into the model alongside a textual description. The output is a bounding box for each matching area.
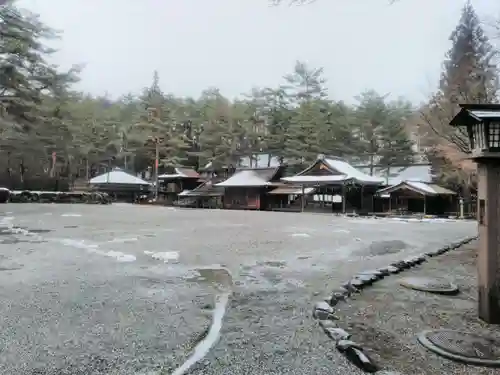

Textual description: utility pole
[147,106,160,201]
[154,138,159,200]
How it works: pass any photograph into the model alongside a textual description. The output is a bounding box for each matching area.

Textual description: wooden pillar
[423,195,427,215]
[477,163,500,324]
[301,185,305,212]
[360,185,364,211]
[341,183,346,214]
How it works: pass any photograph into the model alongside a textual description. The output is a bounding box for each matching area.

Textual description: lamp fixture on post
[450,103,500,324]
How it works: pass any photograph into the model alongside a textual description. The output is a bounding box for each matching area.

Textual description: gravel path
[334,241,500,375]
[0,204,476,374]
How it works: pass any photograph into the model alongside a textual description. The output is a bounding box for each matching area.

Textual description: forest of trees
[0,1,497,192]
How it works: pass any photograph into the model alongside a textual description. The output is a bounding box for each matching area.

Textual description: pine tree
[377,102,414,166]
[440,1,498,104]
[195,89,239,169]
[318,101,357,158]
[282,61,328,166]
[135,72,190,168]
[261,88,291,165]
[283,61,328,103]
[284,101,324,167]
[0,2,79,183]
[423,1,497,191]
[353,90,414,174]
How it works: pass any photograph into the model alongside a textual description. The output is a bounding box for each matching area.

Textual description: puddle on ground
[64,225,78,229]
[297,256,311,260]
[108,237,138,244]
[0,238,20,244]
[0,264,23,271]
[26,228,52,234]
[0,226,51,235]
[185,267,233,291]
[259,269,282,285]
[0,228,11,236]
[367,240,408,256]
[257,260,287,268]
[137,276,176,286]
[0,237,47,245]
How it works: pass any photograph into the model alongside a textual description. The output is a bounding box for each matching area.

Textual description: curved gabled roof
[216,170,270,187]
[89,168,151,185]
[323,157,384,184]
[295,155,384,185]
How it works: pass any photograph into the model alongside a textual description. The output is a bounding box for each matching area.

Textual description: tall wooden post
[449,103,500,324]
[300,185,305,212]
[341,183,346,214]
[154,140,159,200]
[360,185,364,211]
[476,163,500,323]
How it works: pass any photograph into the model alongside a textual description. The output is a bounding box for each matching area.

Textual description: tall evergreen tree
[284,100,324,166]
[135,72,190,169]
[260,88,291,165]
[282,61,328,166]
[0,1,79,183]
[440,1,498,104]
[353,90,414,174]
[283,61,328,103]
[423,1,497,190]
[195,89,239,169]
[318,101,357,158]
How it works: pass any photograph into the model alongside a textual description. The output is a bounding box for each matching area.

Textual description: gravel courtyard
[0,204,476,375]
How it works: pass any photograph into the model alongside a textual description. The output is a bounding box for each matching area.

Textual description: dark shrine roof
[450,104,500,126]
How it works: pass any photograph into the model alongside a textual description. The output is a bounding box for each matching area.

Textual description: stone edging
[5,190,111,204]
[311,235,478,374]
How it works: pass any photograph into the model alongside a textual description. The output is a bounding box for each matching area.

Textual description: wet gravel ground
[0,204,476,375]
[335,241,499,375]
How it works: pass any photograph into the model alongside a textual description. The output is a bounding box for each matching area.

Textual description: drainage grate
[418,330,500,367]
[399,277,459,295]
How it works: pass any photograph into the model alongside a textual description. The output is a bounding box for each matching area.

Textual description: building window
[488,122,500,149]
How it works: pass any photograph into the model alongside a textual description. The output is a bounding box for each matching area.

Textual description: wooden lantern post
[450,103,500,324]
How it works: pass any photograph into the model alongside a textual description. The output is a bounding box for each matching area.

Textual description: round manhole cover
[418,330,500,367]
[399,277,459,295]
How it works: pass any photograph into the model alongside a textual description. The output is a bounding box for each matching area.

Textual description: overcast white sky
[16,0,500,104]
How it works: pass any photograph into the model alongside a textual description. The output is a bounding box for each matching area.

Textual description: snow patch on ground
[107,237,138,244]
[145,250,180,263]
[61,213,82,217]
[59,238,136,262]
[0,216,44,239]
[290,233,311,238]
[105,251,136,262]
[333,229,350,233]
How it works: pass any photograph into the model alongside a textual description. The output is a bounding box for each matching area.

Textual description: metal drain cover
[418,330,500,367]
[399,277,459,295]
